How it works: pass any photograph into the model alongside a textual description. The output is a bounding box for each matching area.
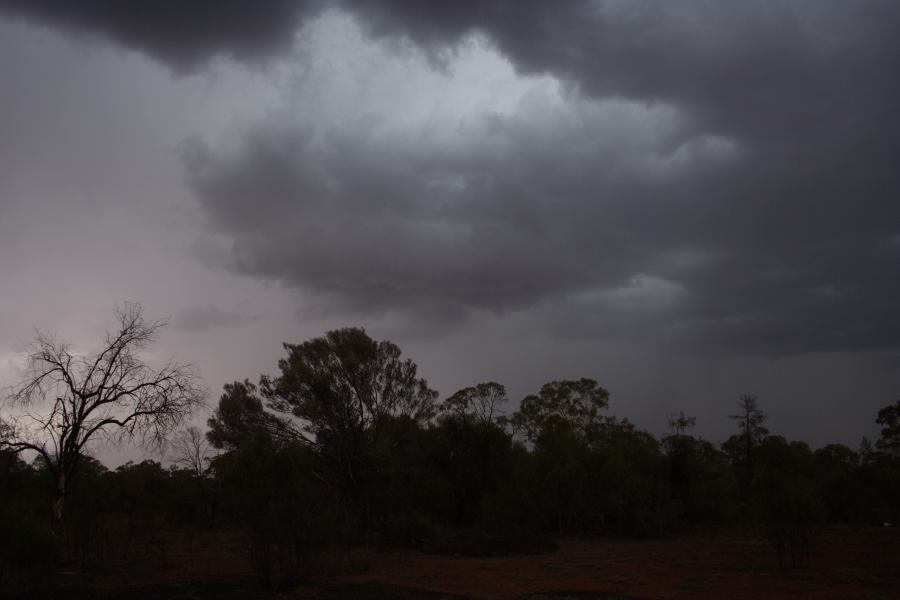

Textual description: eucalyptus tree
[438,382,508,427]
[263,327,437,529]
[206,380,304,452]
[509,378,610,444]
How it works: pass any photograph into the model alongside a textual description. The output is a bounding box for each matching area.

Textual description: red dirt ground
[53,527,899,599]
[328,527,900,600]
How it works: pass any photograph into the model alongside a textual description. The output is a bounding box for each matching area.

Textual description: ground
[47,527,900,599]
[326,527,900,600]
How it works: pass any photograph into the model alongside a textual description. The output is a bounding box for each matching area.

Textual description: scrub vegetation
[2,311,899,597]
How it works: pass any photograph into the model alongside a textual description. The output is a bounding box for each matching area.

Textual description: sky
[1,1,899,460]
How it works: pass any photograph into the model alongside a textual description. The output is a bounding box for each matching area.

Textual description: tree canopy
[509,378,610,444]
[876,399,900,456]
[438,382,508,427]
[262,327,438,443]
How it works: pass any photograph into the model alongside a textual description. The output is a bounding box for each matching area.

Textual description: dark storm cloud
[182,90,725,320]
[180,2,900,355]
[9,1,898,355]
[0,0,325,71]
[350,1,900,134]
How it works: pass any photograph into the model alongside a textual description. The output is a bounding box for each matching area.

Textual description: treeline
[2,327,900,590]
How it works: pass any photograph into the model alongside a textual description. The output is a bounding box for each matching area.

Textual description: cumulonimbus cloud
[5,1,899,354]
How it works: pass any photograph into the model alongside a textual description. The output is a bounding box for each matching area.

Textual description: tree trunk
[52,472,66,537]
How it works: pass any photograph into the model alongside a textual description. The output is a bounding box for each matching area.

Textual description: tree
[875,399,900,457]
[213,434,336,588]
[206,380,303,452]
[438,382,507,427]
[261,327,437,530]
[431,383,512,528]
[667,411,696,438]
[754,437,822,567]
[662,411,698,507]
[169,426,212,477]
[0,304,205,528]
[532,417,591,534]
[867,400,900,525]
[814,444,860,522]
[509,378,609,444]
[727,393,768,490]
[730,394,769,448]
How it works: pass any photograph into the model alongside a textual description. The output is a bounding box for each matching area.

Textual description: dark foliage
[3,327,900,593]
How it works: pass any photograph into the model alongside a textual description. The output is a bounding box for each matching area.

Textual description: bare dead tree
[168,425,212,477]
[0,303,205,528]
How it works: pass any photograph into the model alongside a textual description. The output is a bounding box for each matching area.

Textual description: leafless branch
[167,425,213,477]
[0,303,207,523]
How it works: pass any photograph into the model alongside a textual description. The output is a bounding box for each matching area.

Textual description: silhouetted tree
[663,411,697,478]
[866,400,900,524]
[440,382,508,427]
[876,399,900,457]
[510,379,609,444]
[424,385,513,529]
[726,394,768,492]
[667,411,696,438]
[589,417,667,535]
[365,414,438,545]
[169,426,212,478]
[213,436,337,588]
[813,444,859,522]
[662,412,698,517]
[754,437,823,567]
[262,327,437,532]
[533,418,590,534]
[0,304,205,529]
[427,382,512,529]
